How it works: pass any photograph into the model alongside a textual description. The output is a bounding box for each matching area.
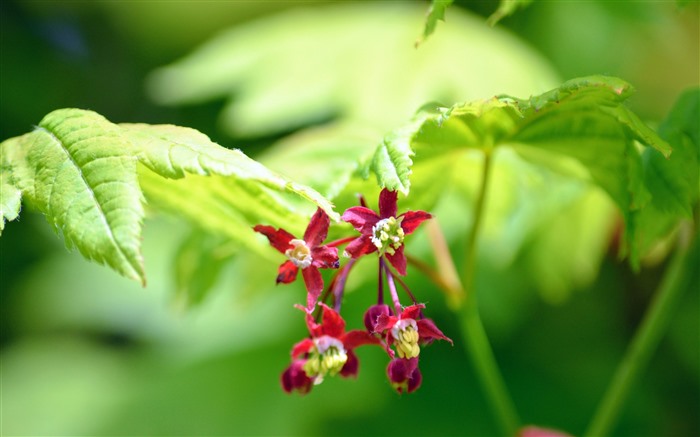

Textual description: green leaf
[120,123,338,221]
[173,228,236,307]
[635,88,700,256]
[487,0,533,27]
[2,109,338,285]
[376,76,672,262]
[147,2,559,137]
[415,0,453,47]
[0,180,21,235]
[257,122,381,201]
[0,109,146,284]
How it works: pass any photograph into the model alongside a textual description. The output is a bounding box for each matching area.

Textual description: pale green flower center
[302,336,348,384]
[392,319,420,359]
[285,239,313,269]
[371,217,404,256]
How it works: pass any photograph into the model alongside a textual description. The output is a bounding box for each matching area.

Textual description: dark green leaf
[635,88,700,256]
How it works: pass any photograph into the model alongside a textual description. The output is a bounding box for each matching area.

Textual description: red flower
[341,189,431,275]
[286,303,379,391]
[254,208,339,310]
[387,357,422,394]
[373,304,452,359]
[281,359,314,394]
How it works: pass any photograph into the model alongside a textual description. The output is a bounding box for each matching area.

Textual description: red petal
[341,206,379,233]
[407,365,422,393]
[385,245,407,276]
[344,235,377,258]
[374,313,398,333]
[302,267,324,310]
[400,210,432,235]
[311,245,339,269]
[379,188,398,218]
[342,329,380,349]
[277,260,298,284]
[291,338,315,358]
[417,318,453,345]
[304,208,330,248]
[386,357,421,394]
[281,359,314,394]
[340,350,359,378]
[318,303,346,338]
[253,225,295,253]
[400,304,425,320]
[364,304,391,332]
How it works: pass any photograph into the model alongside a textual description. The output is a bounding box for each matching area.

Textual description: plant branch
[584,228,698,437]
[459,148,520,436]
[413,149,519,435]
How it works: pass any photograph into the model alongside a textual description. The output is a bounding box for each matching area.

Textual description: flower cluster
[254,188,451,395]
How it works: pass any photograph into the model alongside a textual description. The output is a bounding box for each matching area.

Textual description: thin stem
[331,259,356,313]
[383,258,402,314]
[462,149,493,303]
[326,236,356,248]
[426,218,464,309]
[584,232,698,437]
[391,273,419,305]
[377,259,384,304]
[406,253,459,303]
[459,149,520,436]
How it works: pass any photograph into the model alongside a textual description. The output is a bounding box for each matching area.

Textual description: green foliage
[636,88,700,255]
[146,2,558,137]
[173,228,235,307]
[1,109,336,284]
[487,0,533,27]
[1,109,146,283]
[416,0,453,47]
[373,76,674,263]
[0,179,21,235]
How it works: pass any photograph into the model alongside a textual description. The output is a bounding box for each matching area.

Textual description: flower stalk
[584,229,698,437]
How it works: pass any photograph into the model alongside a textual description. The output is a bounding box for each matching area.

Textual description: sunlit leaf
[487,0,533,27]
[376,76,672,263]
[120,123,338,221]
[0,178,21,235]
[2,109,337,284]
[415,0,453,47]
[1,109,146,284]
[147,2,558,137]
[173,228,235,308]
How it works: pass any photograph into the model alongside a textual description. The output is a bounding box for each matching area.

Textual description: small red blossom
[373,304,452,359]
[281,359,314,394]
[284,303,379,393]
[341,188,431,275]
[254,208,339,309]
[387,357,422,394]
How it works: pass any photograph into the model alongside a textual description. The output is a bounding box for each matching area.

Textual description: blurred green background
[1,1,698,436]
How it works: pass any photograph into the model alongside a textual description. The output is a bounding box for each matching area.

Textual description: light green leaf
[376,76,672,262]
[415,0,453,47]
[120,123,338,221]
[487,0,533,27]
[2,109,338,285]
[173,228,236,308]
[147,2,558,137]
[1,109,146,284]
[0,180,21,235]
[258,122,381,201]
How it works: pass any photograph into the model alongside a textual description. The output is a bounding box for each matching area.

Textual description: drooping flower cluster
[254,188,451,395]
